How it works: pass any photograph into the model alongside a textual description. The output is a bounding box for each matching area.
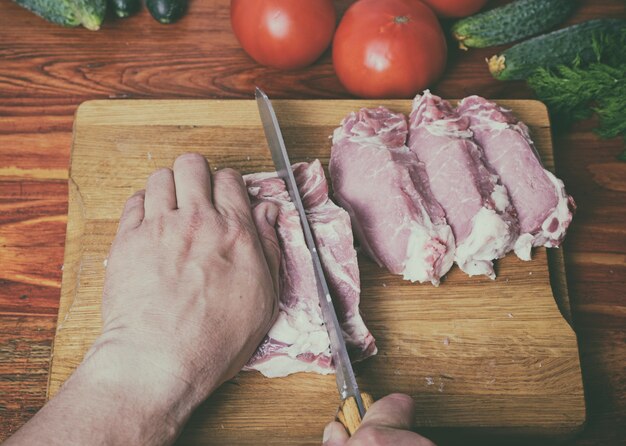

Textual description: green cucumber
[13,0,106,30]
[109,0,140,18]
[74,0,106,30]
[13,0,81,27]
[147,0,187,24]
[452,0,575,49]
[488,19,626,80]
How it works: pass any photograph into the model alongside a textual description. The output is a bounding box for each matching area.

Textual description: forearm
[6,340,200,446]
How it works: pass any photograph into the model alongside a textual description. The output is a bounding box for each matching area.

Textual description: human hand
[4,153,281,446]
[322,394,436,446]
[87,153,281,419]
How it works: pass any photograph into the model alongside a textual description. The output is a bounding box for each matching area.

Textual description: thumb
[360,393,415,430]
[252,202,281,295]
[322,421,349,446]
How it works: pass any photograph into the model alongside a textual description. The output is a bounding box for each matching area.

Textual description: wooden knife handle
[336,392,374,436]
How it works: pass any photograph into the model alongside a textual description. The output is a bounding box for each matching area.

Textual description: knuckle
[216,216,257,250]
[230,220,256,245]
[253,201,271,218]
[215,168,245,186]
[236,209,254,225]
[146,214,168,238]
[181,205,211,230]
[218,167,241,178]
[209,219,256,260]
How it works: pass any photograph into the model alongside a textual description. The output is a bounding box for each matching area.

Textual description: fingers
[360,394,415,431]
[118,190,145,232]
[144,168,177,219]
[173,153,213,209]
[212,168,252,219]
[322,421,349,446]
[353,426,437,446]
[349,394,436,446]
[143,155,253,220]
[252,202,281,296]
[322,395,432,446]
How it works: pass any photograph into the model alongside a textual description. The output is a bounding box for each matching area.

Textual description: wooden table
[0,0,623,444]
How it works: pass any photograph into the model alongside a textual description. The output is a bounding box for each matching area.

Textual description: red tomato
[333,0,447,98]
[421,0,488,18]
[230,0,336,70]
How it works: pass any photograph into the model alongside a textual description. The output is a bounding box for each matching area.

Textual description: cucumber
[13,0,81,27]
[147,0,187,24]
[488,19,626,80]
[452,0,575,49]
[109,0,140,18]
[74,0,106,30]
[13,0,106,30]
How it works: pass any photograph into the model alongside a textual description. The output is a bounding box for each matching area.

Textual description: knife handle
[337,392,374,436]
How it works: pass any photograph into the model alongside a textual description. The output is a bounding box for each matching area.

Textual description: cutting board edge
[72,98,552,130]
[47,176,87,399]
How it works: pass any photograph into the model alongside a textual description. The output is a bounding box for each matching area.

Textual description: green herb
[527,30,626,160]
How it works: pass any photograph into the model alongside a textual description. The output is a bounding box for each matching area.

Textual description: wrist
[72,335,206,444]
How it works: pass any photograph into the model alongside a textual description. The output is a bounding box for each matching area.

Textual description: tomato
[420,0,487,18]
[230,0,336,70]
[333,0,447,99]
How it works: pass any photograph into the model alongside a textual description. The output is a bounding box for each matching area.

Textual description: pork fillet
[243,160,376,377]
[330,106,455,286]
[409,91,518,278]
[457,96,575,260]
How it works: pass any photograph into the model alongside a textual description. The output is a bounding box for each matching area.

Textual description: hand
[89,153,281,421]
[6,153,282,446]
[322,394,436,446]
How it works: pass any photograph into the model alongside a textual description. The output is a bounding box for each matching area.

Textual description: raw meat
[409,91,519,278]
[457,96,575,260]
[329,106,455,286]
[243,160,376,378]
[292,162,377,357]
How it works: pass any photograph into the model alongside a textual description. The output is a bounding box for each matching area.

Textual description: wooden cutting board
[49,99,585,445]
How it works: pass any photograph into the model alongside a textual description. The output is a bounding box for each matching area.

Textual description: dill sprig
[527,29,626,160]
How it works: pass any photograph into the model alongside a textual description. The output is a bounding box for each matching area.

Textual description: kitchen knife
[255,87,372,434]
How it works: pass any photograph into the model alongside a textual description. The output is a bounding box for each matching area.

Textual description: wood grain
[46,99,584,445]
[0,0,624,444]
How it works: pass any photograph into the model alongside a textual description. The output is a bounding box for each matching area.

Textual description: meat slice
[409,91,519,278]
[457,96,575,260]
[293,161,377,359]
[243,160,376,377]
[329,106,455,286]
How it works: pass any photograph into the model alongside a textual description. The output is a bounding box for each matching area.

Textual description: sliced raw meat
[457,95,575,260]
[243,160,376,378]
[329,106,455,286]
[244,172,330,377]
[409,91,518,278]
[293,161,377,359]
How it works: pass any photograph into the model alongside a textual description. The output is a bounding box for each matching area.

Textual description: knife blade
[255,87,366,419]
